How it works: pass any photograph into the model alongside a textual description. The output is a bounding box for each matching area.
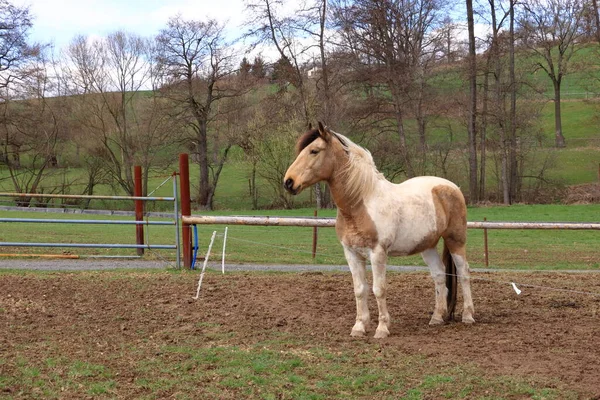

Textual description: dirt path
[1,267,600,397]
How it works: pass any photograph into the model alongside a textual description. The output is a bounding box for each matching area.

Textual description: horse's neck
[327,160,378,213]
[327,176,353,212]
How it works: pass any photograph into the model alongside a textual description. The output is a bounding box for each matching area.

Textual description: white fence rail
[182,215,600,230]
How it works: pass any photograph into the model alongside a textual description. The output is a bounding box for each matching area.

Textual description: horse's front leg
[370,247,390,338]
[343,245,370,337]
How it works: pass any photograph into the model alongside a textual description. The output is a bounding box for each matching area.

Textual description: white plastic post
[221,226,228,274]
[193,230,217,300]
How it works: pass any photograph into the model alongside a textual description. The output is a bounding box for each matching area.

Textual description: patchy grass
[0,331,577,399]
[1,270,591,399]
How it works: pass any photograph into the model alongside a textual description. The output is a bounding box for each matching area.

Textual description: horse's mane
[332,131,383,206]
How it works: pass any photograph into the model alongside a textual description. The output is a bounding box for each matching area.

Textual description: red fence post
[179,154,192,268]
[134,166,144,256]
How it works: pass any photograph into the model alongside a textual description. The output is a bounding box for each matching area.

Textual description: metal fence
[0,173,182,268]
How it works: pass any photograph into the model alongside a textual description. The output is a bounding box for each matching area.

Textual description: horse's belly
[387,248,412,257]
[384,223,440,256]
[387,242,423,256]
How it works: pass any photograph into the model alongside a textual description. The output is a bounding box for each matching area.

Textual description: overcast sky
[14,0,248,50]
[13,0,483,62]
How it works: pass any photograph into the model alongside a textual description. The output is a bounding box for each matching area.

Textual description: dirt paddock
[1,268,600,398]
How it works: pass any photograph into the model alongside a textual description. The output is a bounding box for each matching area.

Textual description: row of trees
[0,0,598,209]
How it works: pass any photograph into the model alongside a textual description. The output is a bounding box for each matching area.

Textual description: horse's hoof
[351,329,366,337]
[374,329,389,339]
[462,315,475,324]
[429,317,445,326]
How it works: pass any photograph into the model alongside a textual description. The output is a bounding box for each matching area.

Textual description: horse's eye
[310,149,320,155]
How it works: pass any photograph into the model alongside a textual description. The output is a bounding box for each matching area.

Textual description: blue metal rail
[0,242,176,249]
[0,218,174,225]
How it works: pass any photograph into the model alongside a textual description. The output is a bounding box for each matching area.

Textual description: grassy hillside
[1,57,598,210]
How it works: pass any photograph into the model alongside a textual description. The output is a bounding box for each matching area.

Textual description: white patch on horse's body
[363,176,456,256]
[284,123,475,337]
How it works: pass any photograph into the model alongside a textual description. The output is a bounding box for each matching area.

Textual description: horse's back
[398,176,460,192]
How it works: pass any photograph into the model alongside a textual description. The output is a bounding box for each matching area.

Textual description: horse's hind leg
[370,247,390,338]
[422,248,449,325]
[343,245,370,337]
[447,244,475,324]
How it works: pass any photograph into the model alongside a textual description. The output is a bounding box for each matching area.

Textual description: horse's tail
[443,242,457,321]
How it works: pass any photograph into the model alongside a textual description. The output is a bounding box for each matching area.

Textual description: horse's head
[284,122,339,195]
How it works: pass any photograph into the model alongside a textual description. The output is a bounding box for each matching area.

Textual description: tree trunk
[396,110,414,178]
[206,145,231,211]
[593,0,600,42]
[502,146,509,204]
[479,56,490,201]
[197,121,211,209]
[508,1,519,202]
[315,184,323,209]
[416,74,427,160]
[553,81,566,147]
[466,0,478,202]
[142,166,149,197]
[318,0,332,124]
[250,161,258,209]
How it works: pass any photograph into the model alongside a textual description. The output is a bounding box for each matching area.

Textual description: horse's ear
[317,121,332,142]
[308,122,312,130]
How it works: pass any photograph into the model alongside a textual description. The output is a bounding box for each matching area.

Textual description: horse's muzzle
[284,178,298,195]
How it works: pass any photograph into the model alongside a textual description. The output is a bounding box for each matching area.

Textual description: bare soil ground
[1,269,600,398]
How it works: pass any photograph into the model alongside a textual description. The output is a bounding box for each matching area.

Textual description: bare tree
[477,0,550,203]
[332,0,446,178]
[292,0,334,123]
[155,16,238,210]
[245,0,312,123]
[296,0,338,208]
[245,0,339,208]
[438,16,464,63]
[466,0,479,202]
[520,0,586,148]
[64,32,161,196]
[508,0,519,202]
[0,0,39,165]
[0,0,37,89]
[478,0,514,203]
[101,31,149,194]
[1,47,68,205]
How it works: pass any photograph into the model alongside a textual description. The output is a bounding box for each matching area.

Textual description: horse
[283,122,475,338]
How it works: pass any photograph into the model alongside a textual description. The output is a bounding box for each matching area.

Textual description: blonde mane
[333,132,383,206]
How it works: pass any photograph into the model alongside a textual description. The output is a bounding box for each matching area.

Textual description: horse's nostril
[284,178,294,190]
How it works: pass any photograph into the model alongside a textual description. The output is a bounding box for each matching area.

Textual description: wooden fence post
[134,166,144,256]
[179,154,192,268]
